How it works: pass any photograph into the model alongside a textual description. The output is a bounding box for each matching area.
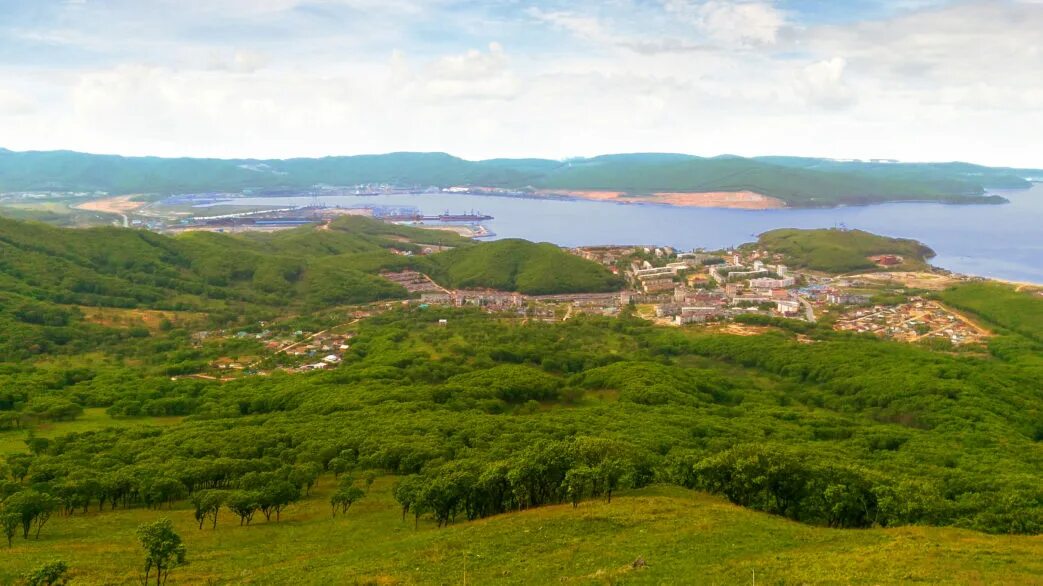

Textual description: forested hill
[0,216,619,356]
[2,148,1039,206]
[430,239,622,295]
[754,228,936,273]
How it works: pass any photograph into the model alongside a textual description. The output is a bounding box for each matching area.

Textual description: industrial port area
[13,186,499,236]
[161,203,494,237]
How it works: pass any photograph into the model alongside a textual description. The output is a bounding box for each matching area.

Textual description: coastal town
[185,238,996,383]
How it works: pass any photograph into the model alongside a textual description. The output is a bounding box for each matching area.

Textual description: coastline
[978,276,1043,291]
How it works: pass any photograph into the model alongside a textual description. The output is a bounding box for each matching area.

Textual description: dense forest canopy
[1,304,1041,537]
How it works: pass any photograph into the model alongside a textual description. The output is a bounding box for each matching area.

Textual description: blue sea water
[215,183,1043,284]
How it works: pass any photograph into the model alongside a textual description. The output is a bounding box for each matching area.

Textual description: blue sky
[0,0,1041,167]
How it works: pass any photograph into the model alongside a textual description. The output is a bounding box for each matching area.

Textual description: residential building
[749,276,796,289]
[643,278,675,293]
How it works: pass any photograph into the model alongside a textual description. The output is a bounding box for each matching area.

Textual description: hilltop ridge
[1,148,1038,207]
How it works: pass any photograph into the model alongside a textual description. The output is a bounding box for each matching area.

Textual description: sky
[0,0,1041,167]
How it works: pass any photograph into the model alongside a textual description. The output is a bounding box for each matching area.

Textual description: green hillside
[429,239,622,294]
[756,156,1038,190]
[536,154,1010,206]
[0,216,614,357]
[3,307,1042,529]
[754,228,935,273]
[2,148,1037,207]
[940,282,1043,343]
[4,481,1041,585]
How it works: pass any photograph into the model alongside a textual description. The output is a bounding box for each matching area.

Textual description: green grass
[4,478,1042,585]
[940,282,1043,342]
[0,408,183,455]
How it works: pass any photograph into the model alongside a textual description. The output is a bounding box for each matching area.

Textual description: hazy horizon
[2,145,1041,171]
[1,1,1042,167]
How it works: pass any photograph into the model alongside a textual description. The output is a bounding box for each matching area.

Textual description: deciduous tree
[137,518,186,586]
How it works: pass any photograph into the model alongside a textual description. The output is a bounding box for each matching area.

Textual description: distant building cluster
[834,299,989,345]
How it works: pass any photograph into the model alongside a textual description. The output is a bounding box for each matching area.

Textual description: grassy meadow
[0,409,183,455]
[4,478,1042,585]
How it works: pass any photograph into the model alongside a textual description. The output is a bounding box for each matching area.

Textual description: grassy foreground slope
[4,479,1041,585]
[2,148,1037,207]
[755,228,935,273]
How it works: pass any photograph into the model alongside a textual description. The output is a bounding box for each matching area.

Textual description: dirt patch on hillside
[74,195,147,215]
[539,190,785,209]
[649,191,785,209]
[849,271,961,291]
[709,323,773,336]
[79,307,206,331]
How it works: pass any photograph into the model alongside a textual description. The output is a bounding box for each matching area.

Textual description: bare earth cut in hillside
[73,194,147,215]
[539,190,786,209]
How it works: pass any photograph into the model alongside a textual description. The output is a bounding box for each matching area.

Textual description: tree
[289,463,322,496]
[416,471,470,528]
[564,467,593,508]
[594,459,630,503]
[137,518,186,586]
[3,490,60,540]
[806,465,878,529]
[7,454,32,482]
[25,432,52,456]
[143,477,187,510]
[330,486,365,517]
[393,476,422,526]
[56,476,100,515]
[23,560,69,586]
[1,511,19,547]
[226,491,260,526]
[258,481,298,522]
[327,457,351,478]
[191,490,224,530]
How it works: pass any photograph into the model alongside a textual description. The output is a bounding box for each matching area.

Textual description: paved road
[798,296,817,323]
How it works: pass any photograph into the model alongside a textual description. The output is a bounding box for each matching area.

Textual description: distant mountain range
[1,148,1039,207]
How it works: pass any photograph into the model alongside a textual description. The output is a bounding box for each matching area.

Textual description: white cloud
[206,50,270,74]
[527,8,614,45]
[399,43,521,100]
[795,57,854,109]
[665,0,787,46]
